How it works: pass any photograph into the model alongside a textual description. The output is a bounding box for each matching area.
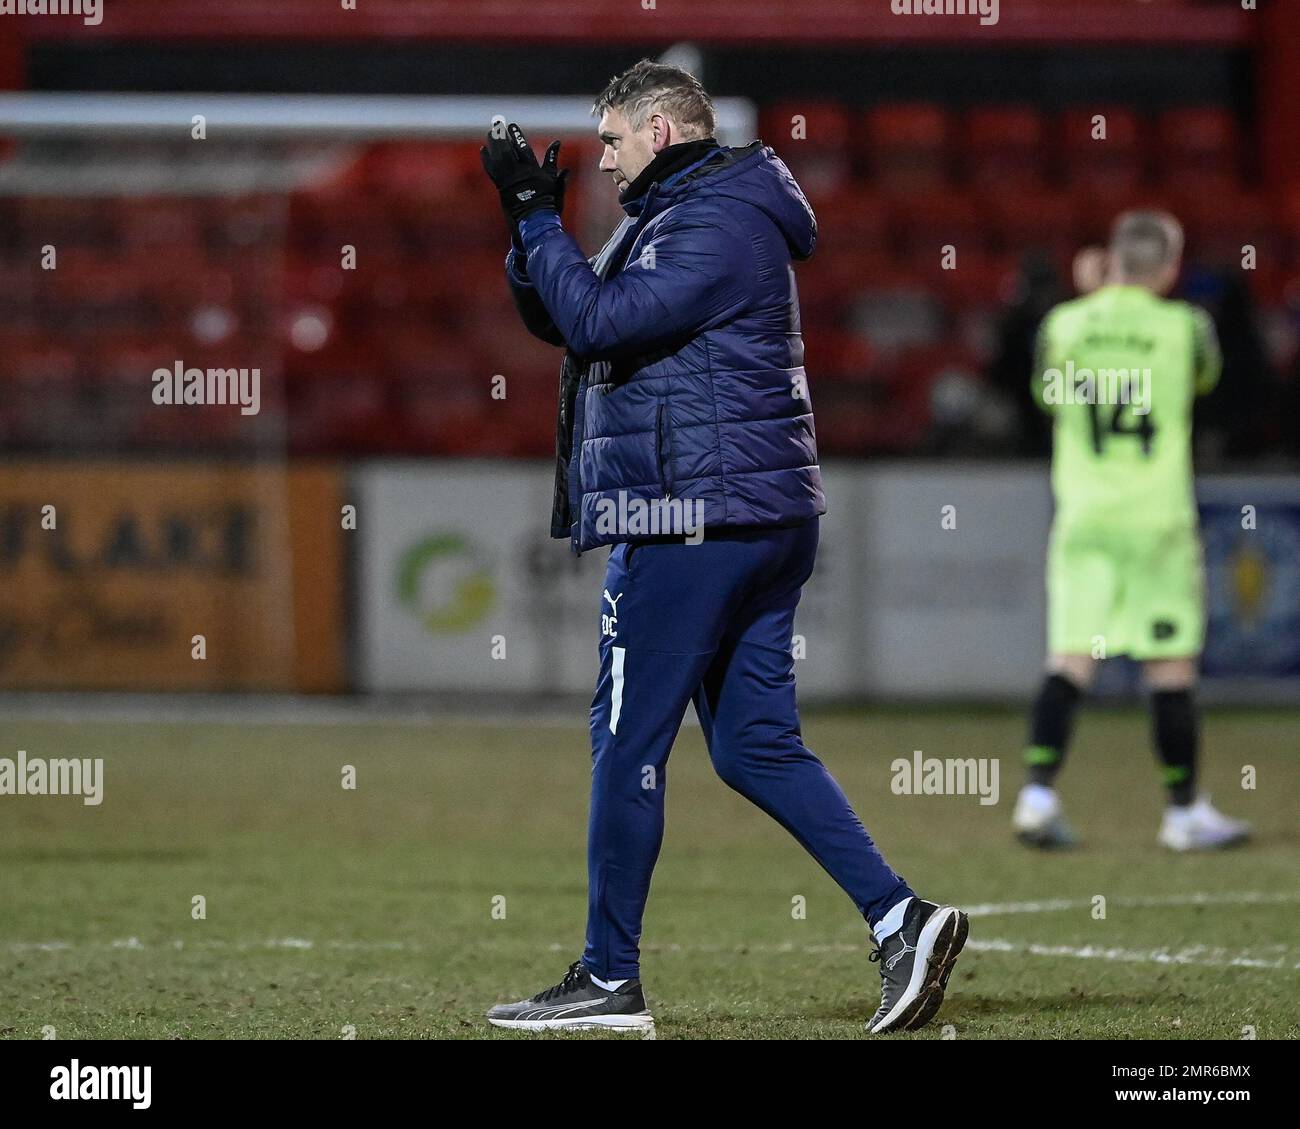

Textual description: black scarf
[618,137,720,205]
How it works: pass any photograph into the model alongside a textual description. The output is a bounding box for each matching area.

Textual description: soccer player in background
[1012,211,1251,851]
[479,60,967,1033]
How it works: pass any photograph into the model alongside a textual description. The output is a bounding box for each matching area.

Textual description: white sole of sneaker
[869,906,967,1034]
[1014,821,1078,849]
[487,1013,655,1032]
[1158,830,1250,852]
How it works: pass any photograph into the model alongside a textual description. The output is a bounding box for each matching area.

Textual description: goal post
[0,91,758,141]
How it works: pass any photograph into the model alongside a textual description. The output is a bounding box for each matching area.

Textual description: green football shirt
[1034,284,1220,531]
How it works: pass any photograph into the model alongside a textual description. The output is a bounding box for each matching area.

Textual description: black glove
[510,140,570,256]
[481,122,569,238]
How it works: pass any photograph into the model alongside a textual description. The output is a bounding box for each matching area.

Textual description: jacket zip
[655,400,673,498]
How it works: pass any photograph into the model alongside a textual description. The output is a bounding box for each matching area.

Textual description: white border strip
[609,646,625,735]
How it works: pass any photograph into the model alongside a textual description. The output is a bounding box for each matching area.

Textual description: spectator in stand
[1192,271,1274,460]
[987,250,1067,457]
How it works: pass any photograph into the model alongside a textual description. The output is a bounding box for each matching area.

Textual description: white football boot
[1012,783,1078,849]
[1158,796,1251,851]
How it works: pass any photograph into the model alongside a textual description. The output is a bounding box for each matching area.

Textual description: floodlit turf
[1,707,1296,1040]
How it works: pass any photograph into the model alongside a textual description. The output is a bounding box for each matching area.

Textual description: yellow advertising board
[0,462,345,691]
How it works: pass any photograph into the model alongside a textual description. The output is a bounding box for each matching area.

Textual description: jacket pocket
[655,400,674,498]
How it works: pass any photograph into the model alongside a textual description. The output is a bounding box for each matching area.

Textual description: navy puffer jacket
[508,140,826,552]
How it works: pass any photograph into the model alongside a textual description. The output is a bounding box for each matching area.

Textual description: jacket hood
[657,141,818,262]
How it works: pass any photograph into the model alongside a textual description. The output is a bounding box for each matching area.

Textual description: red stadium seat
[928,248,1020,308]
[803,326,875,384]
[1064,182,1173,242]
[1157,107,1244,191]
[1060,107,1147,200]
[963,107,1049,192]
[363,141,483,200]
[761,101,855,152]
[763,102,857,196]
[985,189,1082,260]
[797,246,899,323]
[1168,189,1280,270]
[891,190,992,260]
[808,184,894,249]
[863,104,952,195]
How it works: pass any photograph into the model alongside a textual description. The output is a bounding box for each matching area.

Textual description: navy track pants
[584,518,912,979]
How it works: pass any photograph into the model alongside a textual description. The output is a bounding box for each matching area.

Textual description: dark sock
[1024,673,1082,787]
[1151,689,1198,806]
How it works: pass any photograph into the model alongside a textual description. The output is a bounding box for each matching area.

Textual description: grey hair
[1110,210,1185,279]
[591,58,716,139]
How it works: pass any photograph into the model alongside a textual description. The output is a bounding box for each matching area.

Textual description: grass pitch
[1,705,1296,1040]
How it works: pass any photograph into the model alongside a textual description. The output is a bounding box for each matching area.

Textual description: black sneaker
[866,899,968,1034]
[486,960,654,1032]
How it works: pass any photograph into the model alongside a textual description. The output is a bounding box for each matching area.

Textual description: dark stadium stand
[1,99,1292,458]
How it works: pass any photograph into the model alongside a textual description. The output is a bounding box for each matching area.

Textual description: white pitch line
[9,935,1300,972]
[4,937,408,953]
[963,938,1298,971]
[10,891,1300,970]
[629,939,1300,970]
[961,891,1300,917]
